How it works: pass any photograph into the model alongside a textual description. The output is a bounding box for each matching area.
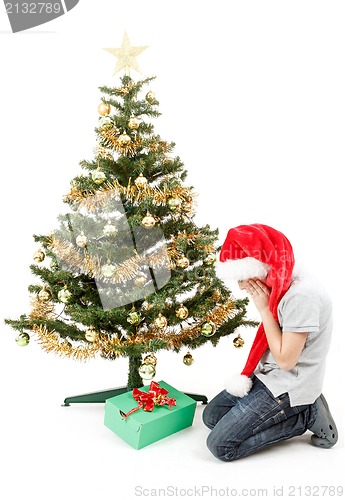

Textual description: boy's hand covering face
[247,279,271,313]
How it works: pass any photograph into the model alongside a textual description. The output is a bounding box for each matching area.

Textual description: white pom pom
[216,256,270,282]
[225,374,253,397]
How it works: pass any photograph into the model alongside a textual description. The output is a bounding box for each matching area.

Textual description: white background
[0,1,344,499]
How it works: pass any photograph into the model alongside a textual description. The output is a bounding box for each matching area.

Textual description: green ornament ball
[167,197,182,212]
[15,332,30,347]
[99,116,112,127]
[92,169,106,184]
[127,311,142,325]
[204,253,217,265]
[201,321,216,337]
[58,288,72,304]
[101,262,116,278]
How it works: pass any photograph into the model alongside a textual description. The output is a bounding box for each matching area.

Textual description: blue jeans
[202,376,316,461]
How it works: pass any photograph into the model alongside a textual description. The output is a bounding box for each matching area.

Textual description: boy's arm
[248,279,307,371]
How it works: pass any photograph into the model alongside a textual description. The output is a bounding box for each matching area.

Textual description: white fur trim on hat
[216,256,270,281]
[225,374,253,397]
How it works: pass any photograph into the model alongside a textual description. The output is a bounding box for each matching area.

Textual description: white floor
[1,338,343,500]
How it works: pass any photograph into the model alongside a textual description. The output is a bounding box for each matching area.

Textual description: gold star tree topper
[104,33,148,75]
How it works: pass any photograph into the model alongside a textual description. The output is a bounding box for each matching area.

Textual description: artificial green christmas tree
[5,35,255,400]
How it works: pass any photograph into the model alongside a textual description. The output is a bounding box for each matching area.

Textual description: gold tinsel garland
[31,298,236,361]
[100,127,142,156]
[94,145,114,160]
[29,295,55,320]
[32,324,102,361]
[49,235,170,284]
[50,228,214,282]
[148,139,170,153]
[143,298,236,348]
[64,179,196,213]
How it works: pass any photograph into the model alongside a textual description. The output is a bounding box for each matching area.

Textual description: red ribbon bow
[120,381,177,419]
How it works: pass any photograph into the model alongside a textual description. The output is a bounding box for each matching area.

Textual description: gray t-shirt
[255,274,332,406]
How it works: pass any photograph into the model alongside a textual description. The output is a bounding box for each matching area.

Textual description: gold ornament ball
[118,132,131,146]
[103,221,118,237]
[176,256,190,269]
[154,313,168,329]
[145,91,156,103]
[33,249,45,263]
[101,262,116,278]
[176,305,189,320]
[134,174,148,188]
[144,354,157,366]
[15,332,30,347]
[76,231,88,248]
[92,169,106,184]
[233,335,245,348]
[138,363,156,380]
[201,321,216,337]
[167,197,182,212]
[98,102,111,116]
[58,288,72,304]
[204,253,217,266]
[127,311,142,325]
[128,117,141,130]
[85,326,98,342]
[38,287,51,302]
[183,352,194,366]
[142,213,156,228]
[134,274,147,286]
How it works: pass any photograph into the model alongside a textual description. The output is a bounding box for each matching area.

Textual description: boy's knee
[206,430,235,462]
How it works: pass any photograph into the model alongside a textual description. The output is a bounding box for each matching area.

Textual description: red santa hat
[218,224,295,397]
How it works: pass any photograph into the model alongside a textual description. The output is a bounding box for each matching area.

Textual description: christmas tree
[5,35,254,394]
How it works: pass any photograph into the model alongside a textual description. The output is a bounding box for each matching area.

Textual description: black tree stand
[62,354,208,406]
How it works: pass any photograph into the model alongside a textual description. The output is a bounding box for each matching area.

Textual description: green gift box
[104,380,196,449]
